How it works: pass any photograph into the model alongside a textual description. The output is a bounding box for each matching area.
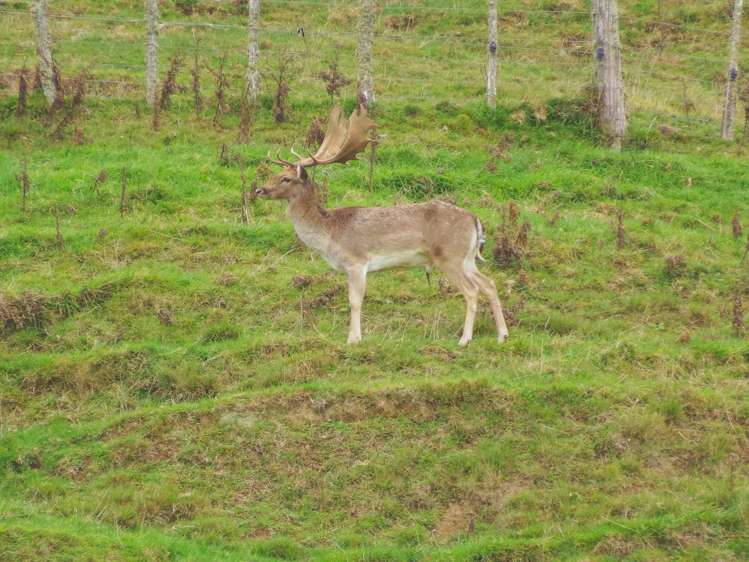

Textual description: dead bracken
[732,212,742,239]
[665,255,686,278]
[492,202,528,269]
[0,282,122,334]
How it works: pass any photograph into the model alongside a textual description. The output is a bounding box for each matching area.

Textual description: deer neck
[287,184,330,250]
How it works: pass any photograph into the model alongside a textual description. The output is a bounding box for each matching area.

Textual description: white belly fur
[367,250,429,272]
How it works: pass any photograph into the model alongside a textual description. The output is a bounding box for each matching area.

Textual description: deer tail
[475,217,487,262]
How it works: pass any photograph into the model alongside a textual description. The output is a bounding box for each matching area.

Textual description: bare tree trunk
[33,0,57,107]
[721,0,744,141]
[591,0,627,150]
[357,0,375,106]
[145,0,160,107]
[486,0,498,108]
[245,0,261,105]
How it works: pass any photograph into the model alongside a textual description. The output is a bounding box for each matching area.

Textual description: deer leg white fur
[471,270,509,343]
[346,265,367,344]
[458,280,479,346]
[440,265,479,346]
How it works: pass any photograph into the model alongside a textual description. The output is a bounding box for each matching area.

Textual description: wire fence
[0,2,743,124]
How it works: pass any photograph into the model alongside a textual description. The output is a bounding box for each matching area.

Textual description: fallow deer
[256,105,509,346]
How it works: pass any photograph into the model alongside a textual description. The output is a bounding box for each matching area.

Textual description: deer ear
[296,165,308,180]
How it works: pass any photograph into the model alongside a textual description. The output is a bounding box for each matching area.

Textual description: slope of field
[1,1,748,560]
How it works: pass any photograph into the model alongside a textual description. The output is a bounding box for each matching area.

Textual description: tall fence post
[145,0,160,107]
[246,0,261,105]
[33,0,57,107]
[591,0,627,150]
[721,0,744,141]
[486,0,498,108]
[357,0,375,107]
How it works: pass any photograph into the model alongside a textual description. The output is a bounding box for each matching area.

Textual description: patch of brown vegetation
[432,502,475,543]
[0,293,47,333]
[327,4,358,26]
[665,255,686,278]
[291,274,313,289]
[159,54,183,111]
[319,55,351,102]
[500,10,528,27]
[50,70,88,142]
[0,282,122,335]
[272,57,292,123]
[385,14,417,31]
[492,230,524,268]
[302,285,343,310]
[615,209,626,249]
[732,212,742,239]
[561,33,588,57]
[593,535,639,556]
[733,292,744,337]
[156,307,173,326]
[16,68,27,116]
[484,134,514,171]
[504,294,525,327]
[678,328,691,343]
[305,116,326,150]
[211,54,229,127]
[245,380,504,425]
[492,201,531,269]
[420,346,457,362]
[54,456,92,481]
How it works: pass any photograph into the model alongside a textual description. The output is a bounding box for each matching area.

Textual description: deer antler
[297,104,376,168]
[267,149,294,167]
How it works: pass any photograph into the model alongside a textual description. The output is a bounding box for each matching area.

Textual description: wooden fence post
[246,0,261,106]
[721,0,744,141]
[486,0,498,108]
[591,0,627,150]
[357,0,375,107]
[33,0,57,107]
[145,0,160,107]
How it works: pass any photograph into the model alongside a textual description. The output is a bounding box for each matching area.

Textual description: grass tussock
[0,282,122,335]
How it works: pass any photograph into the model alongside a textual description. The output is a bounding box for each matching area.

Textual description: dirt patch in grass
[432,502,475,543]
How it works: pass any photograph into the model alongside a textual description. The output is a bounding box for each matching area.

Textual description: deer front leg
[346,265,367,344]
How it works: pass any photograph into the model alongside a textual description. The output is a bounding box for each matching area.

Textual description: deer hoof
[498,332,509,343]
[347,335,362,345]
[458,337,471,347]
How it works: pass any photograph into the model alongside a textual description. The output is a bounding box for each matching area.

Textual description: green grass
[2,0,749,560]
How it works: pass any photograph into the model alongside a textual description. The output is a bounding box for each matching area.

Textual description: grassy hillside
[1,1,748,560]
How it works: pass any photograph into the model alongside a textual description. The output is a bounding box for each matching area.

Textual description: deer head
[254,164,310,200]
[256,104,376,200]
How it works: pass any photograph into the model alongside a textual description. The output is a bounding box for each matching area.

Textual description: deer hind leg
[346,265,367,344]
[439,263,479,346]
[470,269,509,343]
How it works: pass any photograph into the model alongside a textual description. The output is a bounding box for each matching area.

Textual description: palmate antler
[268,104,376,169]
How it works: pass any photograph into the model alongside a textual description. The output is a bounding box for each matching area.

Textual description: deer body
[289,189,458,273]
[259,171,509,345]
[258,104,509,345]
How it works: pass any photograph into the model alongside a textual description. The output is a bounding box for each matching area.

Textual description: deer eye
[281,177,290,183]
